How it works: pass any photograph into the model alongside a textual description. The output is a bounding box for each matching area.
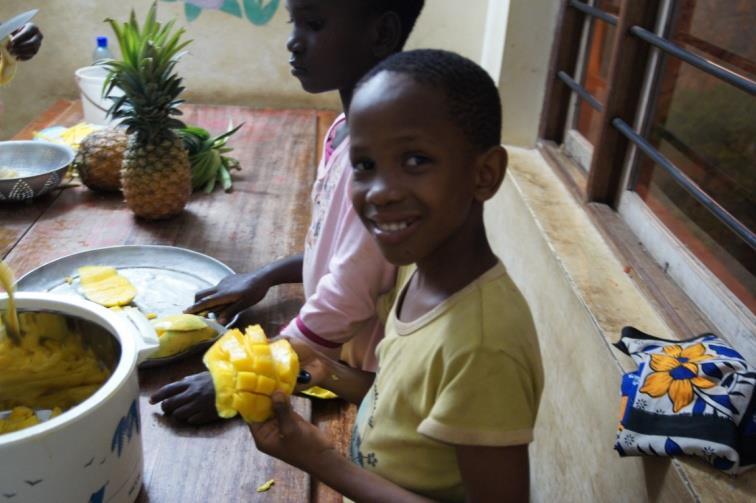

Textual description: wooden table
[1,101,354,503]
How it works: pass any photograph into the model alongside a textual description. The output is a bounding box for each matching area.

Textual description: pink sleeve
[280,158,395,361]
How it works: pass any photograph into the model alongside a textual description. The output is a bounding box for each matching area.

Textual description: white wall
[0,0,487,138]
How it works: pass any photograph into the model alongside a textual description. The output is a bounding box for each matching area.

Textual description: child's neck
[399,211,498,322]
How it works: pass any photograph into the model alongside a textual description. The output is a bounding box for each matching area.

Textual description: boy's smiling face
[285,0,380,94]
[349,71,486,266]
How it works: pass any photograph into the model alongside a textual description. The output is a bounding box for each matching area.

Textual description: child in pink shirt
[150,0,425,423]
[286,112,393,370]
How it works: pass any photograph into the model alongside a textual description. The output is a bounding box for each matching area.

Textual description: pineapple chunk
[78,266,136,307]
[203,325,299,423]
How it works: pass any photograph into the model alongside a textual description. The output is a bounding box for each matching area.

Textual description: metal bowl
[0,141,75,202]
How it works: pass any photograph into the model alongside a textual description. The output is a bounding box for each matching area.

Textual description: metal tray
[16,245,236,367]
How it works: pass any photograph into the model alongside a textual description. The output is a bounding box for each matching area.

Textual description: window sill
[485,145,755,501]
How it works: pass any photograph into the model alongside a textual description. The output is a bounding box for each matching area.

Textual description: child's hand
[7,23,43,61]
[185,272,270,324]
[149,371,220,424]
[249,392,334,471]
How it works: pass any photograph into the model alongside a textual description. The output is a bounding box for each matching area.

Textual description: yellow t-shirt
[350,262,544,502]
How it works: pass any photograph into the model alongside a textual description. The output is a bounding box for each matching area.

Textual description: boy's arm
[309,450,436,503]
[456,444,530,503]
[250,393,435,503]
[289,338,374,404]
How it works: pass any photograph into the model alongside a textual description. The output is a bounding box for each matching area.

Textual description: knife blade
[0,9,38,44]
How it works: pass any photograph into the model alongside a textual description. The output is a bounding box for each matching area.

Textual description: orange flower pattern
[640,343,716,412]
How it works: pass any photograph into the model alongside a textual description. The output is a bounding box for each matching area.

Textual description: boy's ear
[473,145,508,202]
[372,12,402,58]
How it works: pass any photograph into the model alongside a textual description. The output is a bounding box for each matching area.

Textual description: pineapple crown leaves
[103,2,192,144]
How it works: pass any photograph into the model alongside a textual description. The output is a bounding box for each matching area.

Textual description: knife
[0,9,38,43]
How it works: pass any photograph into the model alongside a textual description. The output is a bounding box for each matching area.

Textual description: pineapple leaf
[105,1,190,144]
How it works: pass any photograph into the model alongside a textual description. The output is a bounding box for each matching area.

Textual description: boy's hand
[185,272,270,324]
[149,371,220,424]
[249,392,334,471]
[7,23,42,61]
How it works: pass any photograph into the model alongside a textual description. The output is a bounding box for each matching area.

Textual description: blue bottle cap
[96,36,108,48]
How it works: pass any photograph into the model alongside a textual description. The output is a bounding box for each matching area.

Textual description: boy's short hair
[365,1,425,49]
[359,49,502,151]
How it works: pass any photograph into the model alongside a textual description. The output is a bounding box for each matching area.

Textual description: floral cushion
[614,326,756,474]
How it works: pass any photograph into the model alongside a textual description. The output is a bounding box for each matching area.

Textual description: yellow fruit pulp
[78,266,137,307]
[150,313,217,358]
[0,43,17,86]
[0,312,111,427]
[204,325,299,423]
[0,260,20,339]
[0,406,62,434]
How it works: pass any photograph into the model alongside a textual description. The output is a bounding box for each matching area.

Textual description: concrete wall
[0,0,487,138]
[488,148,756,502]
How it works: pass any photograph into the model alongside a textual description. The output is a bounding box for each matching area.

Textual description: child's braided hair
[358,49,502,151]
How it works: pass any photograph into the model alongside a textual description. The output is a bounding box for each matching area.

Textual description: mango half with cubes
[150,314,218,358]
[78,266,137,307]
[203,325,299,423]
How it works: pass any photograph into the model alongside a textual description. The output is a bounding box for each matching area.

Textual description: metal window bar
[568,0,618,26]
[557,71,605,112]
[612,117,756,249]
[630,26,756,96]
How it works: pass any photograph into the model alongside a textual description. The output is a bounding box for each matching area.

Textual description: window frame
[538,0,755,354]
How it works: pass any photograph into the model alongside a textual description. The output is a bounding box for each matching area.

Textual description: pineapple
[104,3,192,219]
[74,128,127,192]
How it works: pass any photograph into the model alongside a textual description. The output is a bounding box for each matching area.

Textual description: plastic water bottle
[92,36,113,64]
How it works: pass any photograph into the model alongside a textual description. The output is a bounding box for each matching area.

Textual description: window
[540,0,755,343]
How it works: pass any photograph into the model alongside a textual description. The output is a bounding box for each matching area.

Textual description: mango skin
[150,314,217,359]
[203,325,299,423]
[78,266,137,307]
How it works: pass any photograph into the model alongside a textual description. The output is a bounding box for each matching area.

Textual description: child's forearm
[258,254,303,286]
[320,358,375,404]
[309,449,436,503]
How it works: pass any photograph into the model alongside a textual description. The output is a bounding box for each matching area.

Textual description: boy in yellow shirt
[250,49,544,502]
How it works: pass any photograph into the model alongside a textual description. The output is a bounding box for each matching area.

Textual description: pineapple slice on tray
[103,3,192,220]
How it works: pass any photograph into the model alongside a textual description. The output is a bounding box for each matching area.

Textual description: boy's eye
[306,19,325,30]
[404,155,431,169]
[352,159,375,173]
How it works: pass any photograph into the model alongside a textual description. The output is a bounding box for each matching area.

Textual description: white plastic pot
[0,293,158,503]
[74,65,124,126]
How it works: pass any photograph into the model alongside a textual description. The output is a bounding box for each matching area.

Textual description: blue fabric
[614,326,755,474]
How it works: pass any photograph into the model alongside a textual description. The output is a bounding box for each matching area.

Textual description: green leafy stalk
[177,122,244,193]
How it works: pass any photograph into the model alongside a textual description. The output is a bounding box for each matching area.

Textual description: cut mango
[203,325,299,423]
[150,313,217,359]
[78,266,137,307]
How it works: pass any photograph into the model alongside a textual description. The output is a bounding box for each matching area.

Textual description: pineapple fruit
[74,128,127,192]
[104,3,192,219]
[78,266,137,307]
[204,325,299,423]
